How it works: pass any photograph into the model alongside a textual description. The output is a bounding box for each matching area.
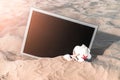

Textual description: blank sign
[21,8,98,58]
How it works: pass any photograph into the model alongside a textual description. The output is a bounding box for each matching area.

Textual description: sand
[0,0,120,80]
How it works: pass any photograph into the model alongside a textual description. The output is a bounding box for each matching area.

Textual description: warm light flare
[0,0,29,35]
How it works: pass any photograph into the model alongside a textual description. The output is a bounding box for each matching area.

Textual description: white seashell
[73,44,91,61]
[63,54,72,61]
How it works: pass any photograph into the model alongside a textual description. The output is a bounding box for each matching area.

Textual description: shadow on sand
[91,31,120,60]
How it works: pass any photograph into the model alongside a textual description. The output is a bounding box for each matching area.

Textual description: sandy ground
[0,0,120,80]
